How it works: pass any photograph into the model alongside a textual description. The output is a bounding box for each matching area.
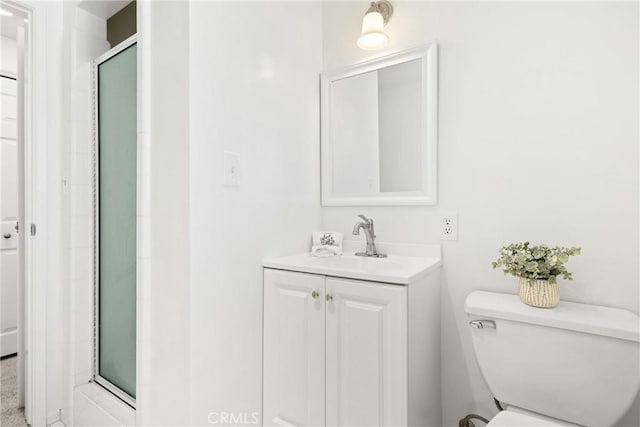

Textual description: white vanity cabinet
[263,269,326,427]
[324,277,407,427]
[262,247,442,427]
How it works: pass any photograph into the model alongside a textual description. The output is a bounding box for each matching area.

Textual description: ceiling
[78,0,130,20]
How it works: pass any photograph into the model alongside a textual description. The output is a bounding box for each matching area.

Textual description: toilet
[465,291,640,427]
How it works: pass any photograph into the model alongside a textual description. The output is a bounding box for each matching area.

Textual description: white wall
[188,1,322,424]
[322,2,639,426]
[136,1,191,425]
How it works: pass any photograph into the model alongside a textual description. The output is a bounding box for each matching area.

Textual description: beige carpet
[1,355,28,427]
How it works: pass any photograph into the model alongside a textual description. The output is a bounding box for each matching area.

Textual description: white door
[263,269,325,427]
[0,76,18,357]
[325,278,407,427]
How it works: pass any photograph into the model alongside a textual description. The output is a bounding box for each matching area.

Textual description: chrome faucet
[352,214,387,258]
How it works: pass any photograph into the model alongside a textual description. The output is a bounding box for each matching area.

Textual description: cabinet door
[263,269,325,427]
[325,278,407,427]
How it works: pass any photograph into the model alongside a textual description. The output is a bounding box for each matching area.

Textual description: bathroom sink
[307,255,404,271]
[263,241,441,285]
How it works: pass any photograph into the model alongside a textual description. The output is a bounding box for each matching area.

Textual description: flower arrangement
[492,242,581,284]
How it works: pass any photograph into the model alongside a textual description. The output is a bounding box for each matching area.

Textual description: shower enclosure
[92,36,137,406]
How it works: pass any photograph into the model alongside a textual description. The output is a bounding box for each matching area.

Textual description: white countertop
[263,242,442,285]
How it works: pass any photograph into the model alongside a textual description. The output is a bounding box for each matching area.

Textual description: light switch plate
[223,151,241,187]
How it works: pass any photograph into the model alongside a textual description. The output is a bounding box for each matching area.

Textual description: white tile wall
[67,6,110,425]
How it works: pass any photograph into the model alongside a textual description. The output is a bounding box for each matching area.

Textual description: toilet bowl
[487,408,579,427]
[487,408,576,426]
[465,291,640,427]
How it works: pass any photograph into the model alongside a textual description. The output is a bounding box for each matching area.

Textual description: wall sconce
[357,1,393,51]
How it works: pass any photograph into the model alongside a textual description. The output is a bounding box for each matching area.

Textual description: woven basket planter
[518,278,559,308]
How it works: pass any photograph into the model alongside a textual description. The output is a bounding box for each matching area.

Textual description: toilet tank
[465,291,640,427]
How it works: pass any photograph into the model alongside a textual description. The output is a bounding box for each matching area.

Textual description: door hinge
[30,223,36,236]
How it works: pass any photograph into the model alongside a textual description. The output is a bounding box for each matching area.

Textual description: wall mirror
[321,43,438,206]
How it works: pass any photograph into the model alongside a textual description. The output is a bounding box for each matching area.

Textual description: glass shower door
[94,39,137,403]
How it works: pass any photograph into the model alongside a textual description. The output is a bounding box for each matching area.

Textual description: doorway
[0,2,28,426]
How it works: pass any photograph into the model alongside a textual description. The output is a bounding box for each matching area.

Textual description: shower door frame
[91,34,138,409]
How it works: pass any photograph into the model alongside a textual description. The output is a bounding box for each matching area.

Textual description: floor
[1,355,28,427]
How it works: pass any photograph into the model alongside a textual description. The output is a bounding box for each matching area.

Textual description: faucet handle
[357,214,372,223]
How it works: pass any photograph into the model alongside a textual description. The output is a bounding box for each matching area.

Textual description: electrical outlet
[441,212,458,241]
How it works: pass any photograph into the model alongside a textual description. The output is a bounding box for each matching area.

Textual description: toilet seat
[487,410,574,427]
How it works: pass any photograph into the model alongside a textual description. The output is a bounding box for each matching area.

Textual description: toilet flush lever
[469,320,496,330]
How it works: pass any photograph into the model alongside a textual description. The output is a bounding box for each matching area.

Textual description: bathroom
[0,1,637,426]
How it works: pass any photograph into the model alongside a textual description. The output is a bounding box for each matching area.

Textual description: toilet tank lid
[465,291,640,342]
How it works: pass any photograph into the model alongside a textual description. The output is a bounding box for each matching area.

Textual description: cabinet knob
[326,293,333,302]
[3,233,11,239]
[311,290,319,299]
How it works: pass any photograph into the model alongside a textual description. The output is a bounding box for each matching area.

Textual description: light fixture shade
[357,11,389,50]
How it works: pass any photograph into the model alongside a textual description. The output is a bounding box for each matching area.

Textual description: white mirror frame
[321,42,438,206]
